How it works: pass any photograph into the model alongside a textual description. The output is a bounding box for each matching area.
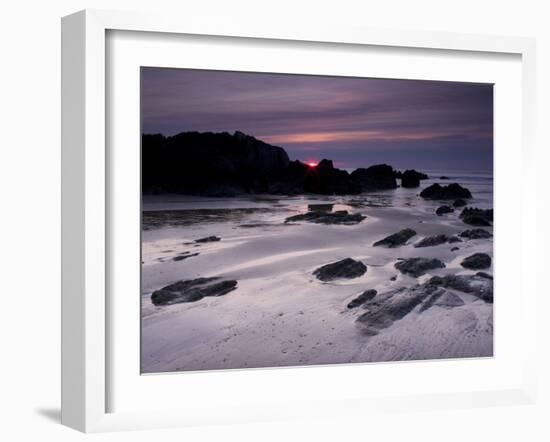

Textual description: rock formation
[420,183,472,200]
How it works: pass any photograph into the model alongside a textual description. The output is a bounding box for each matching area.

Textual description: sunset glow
[141,68,494,170]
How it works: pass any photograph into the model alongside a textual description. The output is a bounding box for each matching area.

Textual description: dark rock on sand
[395,169,429,181]
[420,183,472,200]
[427,273,493,303]
[476,271,493,280]
[285,210,365,225]
[419,290,464,312]
[347,289,377,309]
[414,234,448,248]
[400,170,426,188]
[195,235,221,243]
[356,272,492,334]
[173,252,200,261]
[451,247,460,251]
[350,164,397,191]
[448,236,462,243]
[440,176,450,180]
[436,205,454,216]
[459,228,493,239]
[313,258,367,282]
[373,228,417,247]
[238,223,273,228]
[395,257,446,277]
[151,277,238,305]
[460,207,493,226]
[453,198,467,208]
[356,284,443,335]
[461,253,492,270]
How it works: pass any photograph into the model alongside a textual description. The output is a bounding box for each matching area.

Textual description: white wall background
[0,1,548,441]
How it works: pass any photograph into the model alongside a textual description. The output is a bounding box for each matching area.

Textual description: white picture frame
[61,9,537,433]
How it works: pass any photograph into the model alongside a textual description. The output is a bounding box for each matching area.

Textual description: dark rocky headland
[142,131,430,196]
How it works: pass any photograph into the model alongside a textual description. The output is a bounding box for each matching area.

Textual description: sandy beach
[141,171,493,373]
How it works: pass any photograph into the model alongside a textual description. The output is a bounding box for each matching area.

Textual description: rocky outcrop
[173,252,199,261]
[350,164,397,191]
[394,257,445,277]
[195,236,221,243]
[355,284,443,335]
[373,228,417,247]
[313,258,367,282]
[461,253,492,270]
[318,159,334,168]
[302,162,356,195]
[285,210,365,225]
[400,169,428,188]
[265,160,309,195]
[395,169,429,181]
[459,207,493,226]
[347,289,377,309]
[142,131,435,196]
[414,234,448,248]
[459,228,493,239]
[400,173,419,188]
[419,290,464,312]
[143,131,291,196]
[151,277,238,305]
[420,183,472,200]
[436,205,454,216]
[355,272,492,335]
[427,273,493,303]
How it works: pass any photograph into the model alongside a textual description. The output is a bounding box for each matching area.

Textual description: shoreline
[141,175,493,373]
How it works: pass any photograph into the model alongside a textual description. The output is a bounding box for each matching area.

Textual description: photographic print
[141,68,493,374]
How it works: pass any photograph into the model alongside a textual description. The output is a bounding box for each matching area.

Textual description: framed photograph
[62,9,537,432]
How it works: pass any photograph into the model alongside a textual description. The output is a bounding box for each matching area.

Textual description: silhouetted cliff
[142,131,401,196]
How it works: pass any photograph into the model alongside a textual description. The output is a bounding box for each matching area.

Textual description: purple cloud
[141,67,493,171]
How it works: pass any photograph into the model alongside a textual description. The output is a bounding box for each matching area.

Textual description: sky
[141,68,493,171]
